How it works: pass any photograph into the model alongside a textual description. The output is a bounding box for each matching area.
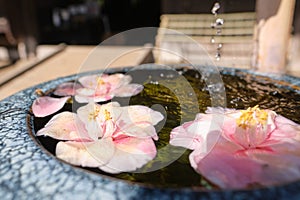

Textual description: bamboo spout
[253,0,295,74]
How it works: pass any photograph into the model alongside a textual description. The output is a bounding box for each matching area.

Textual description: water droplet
[216,18,224,26]
[211,2,220,15]
[211,37,215,43]
[174,89,178,93]
[195,73,200,79]
[150,81,159,85]
[166,74,175,78]
[218,43,223,49]
[160,73,164,77]
[188,92,193,96]
[215,52,221,61]
[211,23,216,29]
[216,29,222,35]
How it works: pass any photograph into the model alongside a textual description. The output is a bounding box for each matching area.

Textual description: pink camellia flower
[170,106,300,189]
[37,102,164,173]
[54,73,143,103]
[32,73,143,117]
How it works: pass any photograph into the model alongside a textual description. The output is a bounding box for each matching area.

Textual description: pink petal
[56,138,115,167]
[113,84,144,97]
[170,114,221,150]
[53,82,83,96]
[245,143,300,186]
[78,75,99,89]
[99,137,156,173]
[115,105,164,139]
[36,111,91,141]
[191,137,300,189]
[103,73,131,90]
[75,88,113,103]
[271,115,300,139]
[190,143,265,189]
[32,96,70,117]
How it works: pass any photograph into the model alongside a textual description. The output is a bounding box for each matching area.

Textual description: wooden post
[253,0,295,74]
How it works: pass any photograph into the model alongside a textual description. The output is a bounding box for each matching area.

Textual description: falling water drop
[210,1,224,61]
[215,52,221,61]
[211,37,215,43]
[216,18,224,26]
[217,43,223,50]
[211,2,220,15]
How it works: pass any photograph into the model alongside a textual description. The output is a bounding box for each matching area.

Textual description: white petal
[99,137,156,173]
[77,102,103,140]
[113,84,143,97]
[56,138,115,167]
[37,112,90,141]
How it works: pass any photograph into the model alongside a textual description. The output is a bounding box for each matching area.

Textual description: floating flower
[32,73,143,117]
[37,102,164,173]
[54,73,143,103]
[170,106,300,189]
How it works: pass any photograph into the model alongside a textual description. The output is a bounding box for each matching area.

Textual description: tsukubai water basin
[1,64,300,199]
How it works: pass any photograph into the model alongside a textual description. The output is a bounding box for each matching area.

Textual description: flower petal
[115,105,164,139]
[99,137,156,173]
[36,112,91,141]
[32,96,70,117]
[119,105,164,125]
[78,75,99,89]
[75,87,113,103]
[271,115,300,139]
[77,102,121,140]
[56,138,115,167]
[190,142,265,189]
[103,73,131,90]
[170,114,221,150]
[53,82,83,96]
[113,84,143,97]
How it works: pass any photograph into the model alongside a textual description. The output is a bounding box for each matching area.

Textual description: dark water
[33,68,300,190]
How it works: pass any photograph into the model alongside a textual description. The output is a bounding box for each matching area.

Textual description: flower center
[89,107,100,121]
[97,77,105,86]
[236,105,268,129]
[104,109,112,121]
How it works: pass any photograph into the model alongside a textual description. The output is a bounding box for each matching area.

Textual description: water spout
[253,0,295,74]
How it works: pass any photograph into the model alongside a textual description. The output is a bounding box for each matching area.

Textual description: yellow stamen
[89,106,100,121]
[104,109,112,121]
[236,105,268,129]
[97,77,105,86]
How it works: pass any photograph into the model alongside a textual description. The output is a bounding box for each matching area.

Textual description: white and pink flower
[32,73,143,117]
[37,102,164,173]
[170,106,300,189]
[55,73,143,103]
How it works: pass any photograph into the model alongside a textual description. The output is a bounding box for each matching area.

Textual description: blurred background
[0,0,256,46]
[1,0,300,100]
[0,0,299,60]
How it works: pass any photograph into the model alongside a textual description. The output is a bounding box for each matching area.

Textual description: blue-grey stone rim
[1,64,300,200]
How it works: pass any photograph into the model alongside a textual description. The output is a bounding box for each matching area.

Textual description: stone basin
[1,64,300,199]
